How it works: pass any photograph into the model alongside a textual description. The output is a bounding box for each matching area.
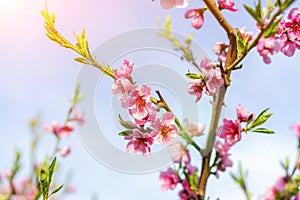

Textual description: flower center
[135,95,146,108]
[290,22,300,33]
[161,125,170,136]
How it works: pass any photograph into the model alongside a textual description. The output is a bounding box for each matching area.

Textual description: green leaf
[165,15,172,32]
[264,17,281,38]
[251,128,275,134]
[49,184,64,197]
[247,108,273,130]
[118,130,133,136]
[281,0,296,10]
[255,0,262,17]
[186,72,201,79]
[185,33,193,48]
[279,157,289,172]
[236,32,249,54]
[118,115,136,130]
[40,169,49,199]
[244,4,258,21]
[247,114,254,125]
[74,57,90,65]
[243,3,263,26]
[48,157,57,185]
[230,172,239,183]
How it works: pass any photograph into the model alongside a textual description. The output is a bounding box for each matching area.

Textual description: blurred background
[1,0,300,199]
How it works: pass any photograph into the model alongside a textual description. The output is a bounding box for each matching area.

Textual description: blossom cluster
[259,177,290,200]
[43,110,85,157]
[112,60,183,156]
[187,57,224,102]
[158,120,205,199]
[177,0,300,64]
[0,108,83,199]
[213,27,253,63]
[256,7,300,63]
[213,104,256,174]
[183,0,238,29]
[159,143,200,200]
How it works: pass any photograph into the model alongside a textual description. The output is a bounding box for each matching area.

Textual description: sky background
[1,0,300,199]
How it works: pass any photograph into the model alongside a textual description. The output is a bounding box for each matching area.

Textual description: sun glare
[0,0,25,15]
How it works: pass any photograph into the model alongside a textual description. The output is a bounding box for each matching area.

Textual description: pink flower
[152,112,180,146]
[59,146,71,157]
[159,168,180,191]
[169,142,190,163]
[280,34,296,56]
[240,26,253,41]
[291,122,300,137]
[125,129,153,157]
[183,119,205,137]
[113,60,133,79]
[218,0,238,12]
[111,77,134,108]
[217,119,241,146]
[178,180,197,200]
[160,0,189,10]
[185,8,206,29]
[214,140,231,156]
[188,79,204,102]
[236,104,255,123]
[187,58,224,101]
[186,164,198,175]
[285,8,300,47]
[204,67,224,96]
[66,185,76,193]
[4,170,12,178]
[256,37,280,64]
[199,57,224,95]
[128,85,153,125]
[72,110,85,125]
[278,8,300,57]
[43,121,74,137]
[259,187,276,200]
[213,42,228,62]
[219,154,233,172]
[134,106,157,126]
[199,57,213,72]
[259,177,287,200]
[214,140,233,172]
[273,177,286,192]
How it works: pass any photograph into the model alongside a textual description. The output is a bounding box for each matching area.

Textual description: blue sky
[1,0,300,199]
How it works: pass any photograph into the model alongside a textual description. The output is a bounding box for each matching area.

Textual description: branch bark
[197,1,238,199]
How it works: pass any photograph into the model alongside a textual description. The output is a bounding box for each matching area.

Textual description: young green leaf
[244,2,263,26]
[118,115,136,130]
[247,108,273,130]
[74,57,90,65]
[186,72,201,79]
[264,17,281,38]
[48,157,57,186]
[251,128,275,134]
[40,169,49,199]
[118,130,133,136]
[49,184,64,197]
[281,0,296,11]
[279,157,289,172]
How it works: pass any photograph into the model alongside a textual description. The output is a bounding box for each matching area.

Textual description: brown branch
[197,1,238,198]
[202,0,235,36]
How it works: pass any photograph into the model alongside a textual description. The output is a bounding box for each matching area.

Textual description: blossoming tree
[1,0,300,199]
[41,0,300,199]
